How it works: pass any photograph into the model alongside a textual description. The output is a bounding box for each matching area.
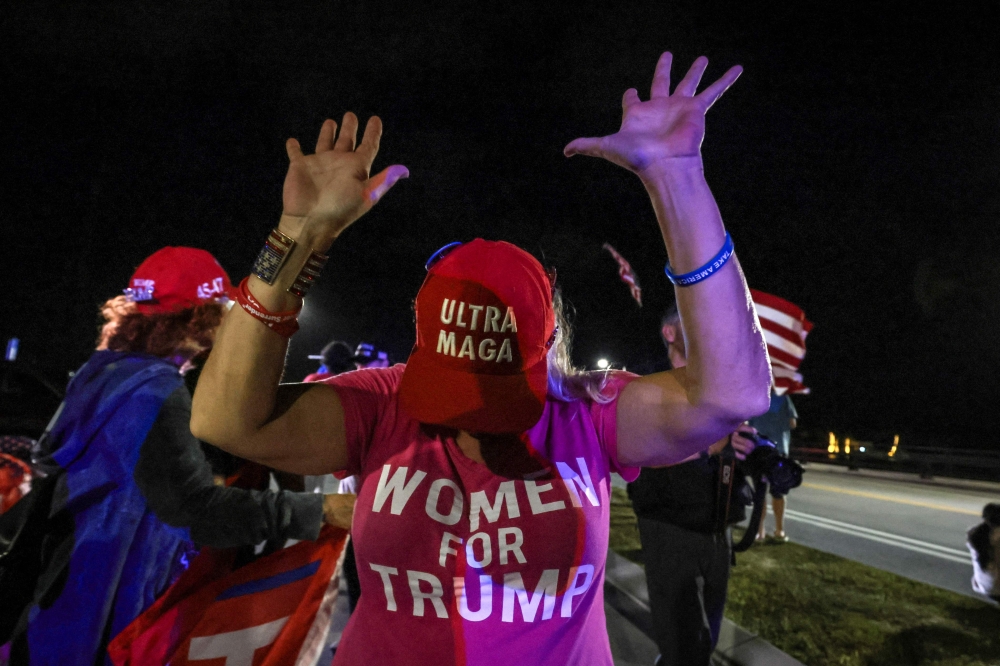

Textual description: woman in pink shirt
[192,53,771,665]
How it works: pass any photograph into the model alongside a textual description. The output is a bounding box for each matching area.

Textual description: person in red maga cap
[8,247,352,665]
[192,53,772,666]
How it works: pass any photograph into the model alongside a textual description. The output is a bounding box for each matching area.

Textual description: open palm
[283,113,408,239]
[565,53,742,175]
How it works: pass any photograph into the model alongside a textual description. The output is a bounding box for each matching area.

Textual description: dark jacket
[627,455,749,533]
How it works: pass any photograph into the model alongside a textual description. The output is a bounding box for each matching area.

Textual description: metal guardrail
[793,446,1000,484]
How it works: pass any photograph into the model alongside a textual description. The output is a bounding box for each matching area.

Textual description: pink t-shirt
[323,364,639,666]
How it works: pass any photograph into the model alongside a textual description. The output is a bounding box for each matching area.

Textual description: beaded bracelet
[288,249,330,298]
[664,233,734,287]
[235,277,301,337]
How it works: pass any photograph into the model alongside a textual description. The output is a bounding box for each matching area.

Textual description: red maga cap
[125,247,233,314]
[399,239,555,434]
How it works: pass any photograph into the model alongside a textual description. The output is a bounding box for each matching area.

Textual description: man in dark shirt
[627,306,757,666]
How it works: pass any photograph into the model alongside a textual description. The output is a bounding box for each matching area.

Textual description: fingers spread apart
[314,119,337,153]
[563,136,604,159]
[696,65,743,111]
[650,52,673,98]
[335,112,359,152]
[285,137,304,162]
[288,112,394,167]
[622,88,641,111]
[674,55,709,97]
[355,116,384,171]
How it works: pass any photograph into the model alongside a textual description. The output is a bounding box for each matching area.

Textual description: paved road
[754,463,997,600]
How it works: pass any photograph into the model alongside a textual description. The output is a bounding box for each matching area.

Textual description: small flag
[602,243,642,307]
[109,527,348,666]
[751,289,813,396]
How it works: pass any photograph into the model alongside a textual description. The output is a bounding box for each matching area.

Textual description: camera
[729,432,804,553]
[741,432,804,497]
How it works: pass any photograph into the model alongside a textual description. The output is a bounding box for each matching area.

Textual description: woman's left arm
[565,53,772,467]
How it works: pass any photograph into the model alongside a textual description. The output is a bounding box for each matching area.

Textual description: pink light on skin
[364,164,410,205]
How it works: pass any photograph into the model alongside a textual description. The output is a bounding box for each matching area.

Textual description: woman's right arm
[190,113,408,475]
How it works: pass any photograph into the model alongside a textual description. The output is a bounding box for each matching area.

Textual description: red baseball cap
[125,247,233,314]
[399,239,556,434]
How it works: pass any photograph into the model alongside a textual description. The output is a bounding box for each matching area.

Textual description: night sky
[3,1,999,448]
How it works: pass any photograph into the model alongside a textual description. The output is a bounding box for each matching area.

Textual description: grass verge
[609,487,1000,666]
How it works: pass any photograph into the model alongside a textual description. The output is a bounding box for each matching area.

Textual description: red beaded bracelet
[235,277,301,337]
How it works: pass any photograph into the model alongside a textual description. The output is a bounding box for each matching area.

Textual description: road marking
[785,509,972,565]
[801,482,980,516]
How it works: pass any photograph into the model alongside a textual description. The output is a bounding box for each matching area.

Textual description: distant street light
[596,358,609,369]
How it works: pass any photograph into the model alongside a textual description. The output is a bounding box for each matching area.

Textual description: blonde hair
[546,290,616,404]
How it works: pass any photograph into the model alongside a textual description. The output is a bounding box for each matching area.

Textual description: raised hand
[283,113,409,241]
[564,53,741,176]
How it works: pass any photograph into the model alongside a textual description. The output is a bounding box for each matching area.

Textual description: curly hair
[97,295,226,362]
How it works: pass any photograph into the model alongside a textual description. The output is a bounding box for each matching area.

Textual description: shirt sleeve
[320,365,405,476]
[134,386,324,548]
[590,371,641,482]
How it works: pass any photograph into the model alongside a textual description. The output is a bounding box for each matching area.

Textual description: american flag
[751,289,813,395]
[602,243,642,306]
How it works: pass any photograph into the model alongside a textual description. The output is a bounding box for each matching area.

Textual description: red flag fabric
[750,289,813,396]
[0,452,31,514]
[602,243,642,306]
[108,526,348,666]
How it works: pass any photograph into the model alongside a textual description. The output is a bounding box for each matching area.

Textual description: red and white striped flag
[109,527,348,666]
[751,289,813,395]
[602,243,642,307]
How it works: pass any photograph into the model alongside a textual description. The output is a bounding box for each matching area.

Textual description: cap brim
[399,352,548,434]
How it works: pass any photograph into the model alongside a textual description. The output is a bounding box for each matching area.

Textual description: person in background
[748,388,797,542]
[8,247,353,666]
[350,342,390,369]
[628,305,758,666]
[968,503,1000,600]
[340,342,391,613]
[335,474,362,616]
[305,340,356,382]
[303,341,379,615]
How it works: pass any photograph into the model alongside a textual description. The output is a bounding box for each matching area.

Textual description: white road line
[788,511,969,556]
[785,509,972,566]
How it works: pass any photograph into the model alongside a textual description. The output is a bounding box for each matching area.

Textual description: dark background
[2,1,998,447]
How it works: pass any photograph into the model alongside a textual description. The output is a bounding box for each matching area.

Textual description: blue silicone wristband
[664,233,734,286]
